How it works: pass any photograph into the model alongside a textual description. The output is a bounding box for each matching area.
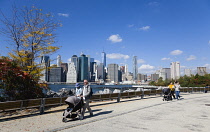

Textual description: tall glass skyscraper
[133,56,138,80]
[78,54,89,82]
[101,52,106,68]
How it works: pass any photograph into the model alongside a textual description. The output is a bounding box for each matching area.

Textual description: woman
[168,82,175,99]
[174,81,181,100]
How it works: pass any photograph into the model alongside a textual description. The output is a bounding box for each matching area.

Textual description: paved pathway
[1,93,210,132]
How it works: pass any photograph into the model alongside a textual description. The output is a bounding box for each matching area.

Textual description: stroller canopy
[65,96,81,107]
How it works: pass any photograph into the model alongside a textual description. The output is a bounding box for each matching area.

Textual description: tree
[0,57,43,101]
[0,6,61,79]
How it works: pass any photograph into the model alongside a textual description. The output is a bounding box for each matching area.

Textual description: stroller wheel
[78,114,84,120]
[62,118,67,123]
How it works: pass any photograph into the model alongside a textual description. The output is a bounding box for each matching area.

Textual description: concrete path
[1,93,210,132]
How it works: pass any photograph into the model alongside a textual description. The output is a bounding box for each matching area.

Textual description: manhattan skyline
[0,0,210,74]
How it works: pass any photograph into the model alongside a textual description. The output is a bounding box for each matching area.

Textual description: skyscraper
[66,63,77,83]
[61,63,68,82]
[107,64,119,83]
[49,67,63,82]
[78,54,89,82]
[133,56,138,80]
[101,52,106,68]
[57,54,61,67]
[97,63,105,80]
[184,69,191,76]
[40,55,50,82]
[197,67,207,76]
[170,62,180,80]
[71,55,78,72]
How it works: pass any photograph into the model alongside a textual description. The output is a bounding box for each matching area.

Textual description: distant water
[48,84,134,93]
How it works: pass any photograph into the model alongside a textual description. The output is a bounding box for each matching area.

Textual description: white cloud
[128,24,134,28]
[58,13,69,17]
[138,64,155,74]
[67,58,71,62]
[139,26,150,31]
[107,34,122,43]
[137,59,145,64]
[148,2,160,6]
[94,60,101,64]
[107,53,129,59]
[186,55,196,61]
[161,57,171,61]
[170,50,183,55]
[139,64,155,70]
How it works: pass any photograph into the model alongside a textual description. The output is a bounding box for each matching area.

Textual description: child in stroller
[162,88,172,101]
[62,96,84,122]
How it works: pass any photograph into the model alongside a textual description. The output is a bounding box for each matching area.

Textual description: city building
[133,56,138,80]
[61,63,68,82]
[40,55,50,82]
[57,54,61,67]
[97,63,105,81]
[101,51,106,68]
[78,53,89,82]
[90,62,97,81]
[137,73,147,82]
[170,62,180,80]
[125,64,128,76]
[66,63,77,83]
[151,74,159,81]
[107,64,119,83]
[71,55,78,72]
[184,69,191,76]
[159,68,171,80]
[197,67,207,76]
[49,67,63,82]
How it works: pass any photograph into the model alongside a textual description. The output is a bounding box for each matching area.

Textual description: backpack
[89,88,93,98]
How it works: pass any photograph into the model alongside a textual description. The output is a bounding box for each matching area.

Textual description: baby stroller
[62,96,84,122]
[162,88,172,101]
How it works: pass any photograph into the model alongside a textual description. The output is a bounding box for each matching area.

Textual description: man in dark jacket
[81,80,93,119]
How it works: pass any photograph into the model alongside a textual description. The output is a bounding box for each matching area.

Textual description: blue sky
[1,0,210,75]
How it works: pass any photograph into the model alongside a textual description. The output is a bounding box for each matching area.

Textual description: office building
[159,68,171,80]
[49,67,62,82]
[101,51,106,68]
[107,64,119,83]
[197,67,207,76]
[57,55,61,67]
[151,74,159,81]
[184,69,191,76]
[66,63,77,83]
[78,54,89,82]
[97,63,105,80]
[61,63,68,82]
[40,55,50,82]
[170,62,180,80]
[133,56,138,80]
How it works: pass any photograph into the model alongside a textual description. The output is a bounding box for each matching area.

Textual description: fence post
[20,100,23,111]
[141,88,144,99]
[117,92,120,103]
[40,98,45,115]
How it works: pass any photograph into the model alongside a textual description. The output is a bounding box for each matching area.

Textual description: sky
[1,0,210,75]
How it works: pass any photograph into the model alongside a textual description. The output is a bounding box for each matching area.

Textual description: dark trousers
[171,91,176,99]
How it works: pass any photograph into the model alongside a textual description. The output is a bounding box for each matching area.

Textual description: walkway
[1,93,210,132]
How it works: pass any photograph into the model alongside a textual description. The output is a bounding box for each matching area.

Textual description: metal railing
[0,87,209,115]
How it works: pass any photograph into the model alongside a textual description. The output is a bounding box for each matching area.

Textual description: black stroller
[62,96,84,122]
[162,88,172,101]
